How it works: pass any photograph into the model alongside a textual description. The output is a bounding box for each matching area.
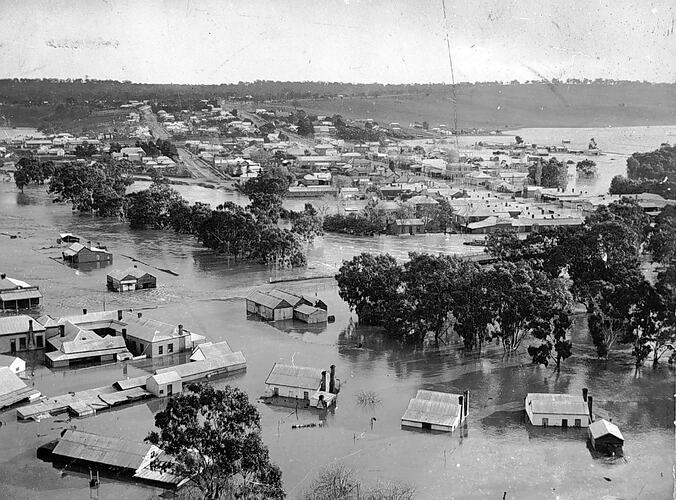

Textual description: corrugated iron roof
[190,341,232,362]
[266,289,304,307]
[0,315,46,336]
[52,430,154,470]
[247,290,292,310]
[156,352,246,379]
[107,266,154,281]
[526,393,589,416]
[149,371,181,385]
[589,419,624,441]
[265,363,322,390]
[401,396,461,428]
[294,304,321,316]
[0,289,42,301]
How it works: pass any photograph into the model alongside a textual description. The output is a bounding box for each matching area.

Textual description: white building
[525,390,592,428]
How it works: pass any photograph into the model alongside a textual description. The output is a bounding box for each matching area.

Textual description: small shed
[588,419,624,455]
[294,304,328,324]
[63,242,113,264]
[58,233,81,243]
[246,290,293,321]
[146,371,182,397]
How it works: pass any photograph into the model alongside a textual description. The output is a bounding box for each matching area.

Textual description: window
[159,346,163,355]
[168,343,173,353]
[542,418,548,427]
[19,337,26,350]
[574,419,581,428]
[36,336,43,348]
[159,389,164,395]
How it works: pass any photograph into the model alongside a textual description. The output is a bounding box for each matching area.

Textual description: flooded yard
[0,169,673,499]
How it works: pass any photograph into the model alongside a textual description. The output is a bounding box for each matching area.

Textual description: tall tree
[336,253,402,325]
[146,383,284,500]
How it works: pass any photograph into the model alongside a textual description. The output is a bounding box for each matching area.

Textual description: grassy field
[0,104,129,134]
[272,83,676,129]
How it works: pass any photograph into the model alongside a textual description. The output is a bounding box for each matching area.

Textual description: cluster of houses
[246,288,329,324]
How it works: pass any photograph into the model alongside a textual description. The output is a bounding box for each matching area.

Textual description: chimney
[121,328,127,338]
[178,324,184,336]
[117,309,123,321]
[137,312,142,318]
[329,365,336,394]
[82,308,87,315]
[458,395,464,420]
[463,390,469,417]
[0,273,5,280]
[587,396,593,421]
[59,324,65,337]
[320,371,327,392]
[28,319,33,333]
[582,388,588,402]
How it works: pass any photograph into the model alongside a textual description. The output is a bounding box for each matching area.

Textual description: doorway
[562,419,568,429]
[10,339,16,353]
[167,384,173,396]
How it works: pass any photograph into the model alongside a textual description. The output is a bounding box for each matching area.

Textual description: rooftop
[588,419,624,441]
[0,315,46,336]
[401,390,462,428]
[265,363,323,390]
[526,393,589,416]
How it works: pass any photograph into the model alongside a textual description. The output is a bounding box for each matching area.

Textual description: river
[0,127,674,499]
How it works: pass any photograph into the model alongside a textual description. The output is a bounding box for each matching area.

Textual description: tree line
[610,143,675,199]
[336,199,675,369]
[36,160,321,268]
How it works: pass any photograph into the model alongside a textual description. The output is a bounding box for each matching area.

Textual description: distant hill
[0,79,673,129]
[273,83,676,129]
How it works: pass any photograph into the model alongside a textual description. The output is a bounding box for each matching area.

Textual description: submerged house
[146,371,182,397]
[246,290,294,321]
[525,389,593,428]
[42,429,185,489]
[588,418,624,455]
[107,266,157,292]
[264,363,339,408]
[391,218,425,236]
[122,312,203,359]
[62,242,113,264]
[45,321,132,368]
[247,289,328,323]
[401,389,469,432]
[0,273,42,310]
[0,315,47,353]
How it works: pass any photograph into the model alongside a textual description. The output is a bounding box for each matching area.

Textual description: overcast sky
[1,0,674,84]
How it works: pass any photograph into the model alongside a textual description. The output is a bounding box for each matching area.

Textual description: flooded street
[0,134,673,499]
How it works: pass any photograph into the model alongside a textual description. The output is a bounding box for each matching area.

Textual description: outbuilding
[146,371,182,397]
[0,315,46,353]
[63,242,113,264]
[246,290,293,321]
[293,304,328,324]
[588,419,624,455]
[107,266,157,292]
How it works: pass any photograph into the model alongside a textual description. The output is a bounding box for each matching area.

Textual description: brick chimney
[178,324,184,336]
[117,309,123,321]
[137,312,142,318]
[82,308,87,315]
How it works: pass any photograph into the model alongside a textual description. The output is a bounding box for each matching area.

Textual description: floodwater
[0,127,674,500]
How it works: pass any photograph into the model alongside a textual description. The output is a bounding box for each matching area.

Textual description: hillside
[0,80,674,129]
[272,83,676,129]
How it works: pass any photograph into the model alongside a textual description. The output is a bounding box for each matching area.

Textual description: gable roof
[0,366,37,409]
[149,371,181,385]
[247,290,292,310]
[190,341,232,362]
[123,314,187,343]
[107,266,154,281]
[294,304,321,316]
[265,363,322,390]
[64,242,111,256]
[589,419,624,441]
[266,289,304,307]
[402,391,462,428]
